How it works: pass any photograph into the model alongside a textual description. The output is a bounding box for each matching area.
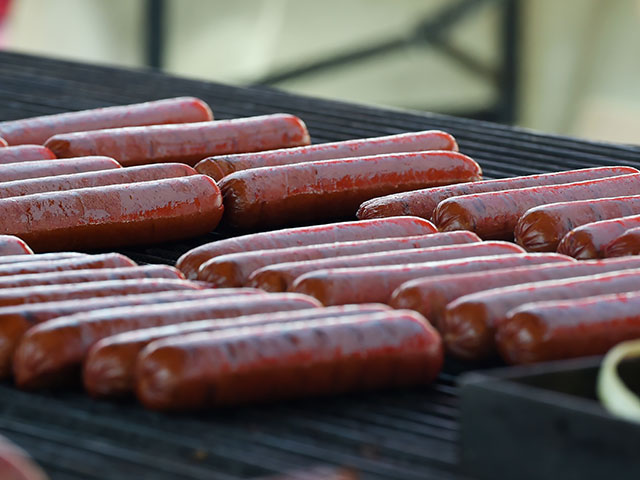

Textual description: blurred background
[0,0,638,144]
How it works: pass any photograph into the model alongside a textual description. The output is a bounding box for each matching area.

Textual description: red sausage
[433,173,640,239]
[0,97,213,145]
[195,130,458,181]
[0,163,197,200]
[0,175,223,252]
[497,292,640,364]
[0,236,33,256]
[0,434,48,480]
[0,288,260,379]
[248,241,524,293]
[197,231,481,287]
[291,253,571,305]
[443,269,640,360]
[0,137,7,147]
[0,278,201,308]
[515,195,640,252]
[0,145,56,164]
[0,252,85,265]
[84,304,390,398]
[0,253,136,277]
[135,310,443,410]
[357,166,639,220]
[46,114,310,167]
[558,214,640,259]
[219,151,482,230]
[0,156,120,182]
[13,293,321,389]
[177,216,438,280]
[603,226,640,257]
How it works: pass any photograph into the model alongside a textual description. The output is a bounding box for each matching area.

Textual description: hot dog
[515,195,640,252]
[219,151,482,230]
[0,145,56,164]
[0,175,223,252]
[249,241,524,292]
[603,226,640,257]
[0,236,33,256]
[0,252,84,265]
[177,216,438,280]
[0,156,120,182]
[135,310,442,410]
[197,231,480,287]
[0,97,213,145]
[497,292,640,364]
[357,166,639,221]
[13,293,321,389]
[84,304,390,398]
[0,163,197,200]
[0,288,260,378]
[291,253,571,305]
[443,269,640,360]
[0,278,201,308]
[46,114,310,167]
[0,253,136,277]
[558,215,640,259]
[433,173,640,239]
[0,434,48,480]
[195,130,458,181]
[0,137,7,147]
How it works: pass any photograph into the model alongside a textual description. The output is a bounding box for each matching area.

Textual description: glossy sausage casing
[558,214,640,259]
[248,241,524,293]
[357,166,639,221]
[84,304,390,398]
[0,236,33,256]
[515,195,640,252]
[135,310,443,410]
[46,114,310,167]
[496,292,640,364]
[0,97,213,145]
[0,175,223,252]
[443,268,640,360]
[195,130,458,181]
[219,151,481,230]
[433,173,640,240]
[0,253,136,277]
[197,231,480,287]
[0,145,56,164]
[177,216,438,280]
[0,156,120,182]
[291,253,571,305]
[603,226,640,257]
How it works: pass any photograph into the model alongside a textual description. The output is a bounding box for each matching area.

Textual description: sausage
[13,293,321,389]
[0,434,49,480]
[177,216,438,280]
[557,214,640,259]
[0,137,7,147]
[432,173,640,240]
[0,156,121,183]
[0,97,213,146]
[357,166,639,221]
[0,288,261,378]
[248,241,525,293]
[0,253,136,277]
[291,253,571,305]
[0,175,223,252]
[46,114,310,167]
[197,231,481,287]
[0,236,33,256]
[219,151,482,230]
[603,226,640,257]
[0,252,85,265]
[195,130,458,181]
[0,163,197,200]
[0,278,201,308]
[84,304,390,398]
[0,145,56,164]
[389,256,640,331]
[497,292,640,364]
[443,268,640,360]
[134,310,442,410]
[515,195,640,252]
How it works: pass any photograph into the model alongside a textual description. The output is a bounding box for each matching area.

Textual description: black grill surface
[0,51,639,480]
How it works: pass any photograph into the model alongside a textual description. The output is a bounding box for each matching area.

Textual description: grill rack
[1,51,640,480]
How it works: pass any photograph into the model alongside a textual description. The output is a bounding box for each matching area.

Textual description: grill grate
[0,51,639,479]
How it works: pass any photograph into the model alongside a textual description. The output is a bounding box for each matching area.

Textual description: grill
[1,51,639,480]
